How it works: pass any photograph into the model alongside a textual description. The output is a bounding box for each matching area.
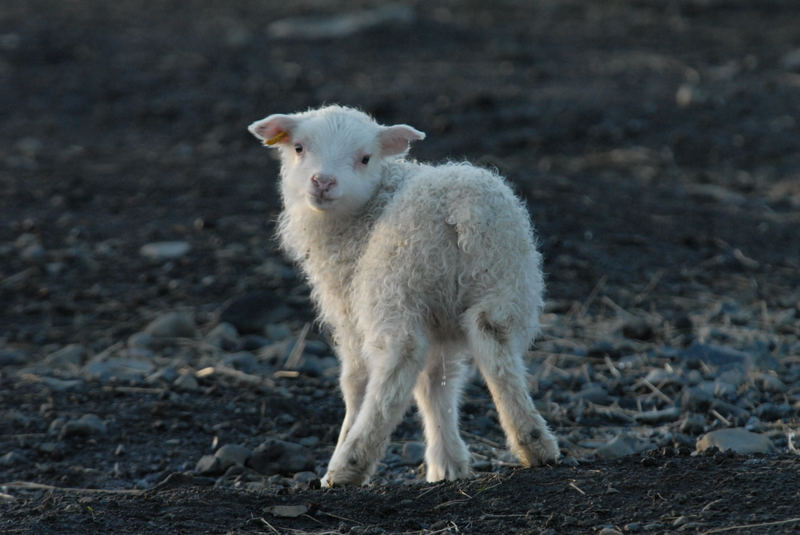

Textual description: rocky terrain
[1,1,800,533]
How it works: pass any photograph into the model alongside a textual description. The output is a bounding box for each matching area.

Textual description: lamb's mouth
[307,192,338,211]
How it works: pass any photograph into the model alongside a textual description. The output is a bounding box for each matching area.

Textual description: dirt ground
[2,0,800,533]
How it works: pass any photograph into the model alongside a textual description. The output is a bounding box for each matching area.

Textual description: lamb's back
[352,162,542,337]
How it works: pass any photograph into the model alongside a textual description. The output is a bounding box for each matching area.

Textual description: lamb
[248,105,560,487]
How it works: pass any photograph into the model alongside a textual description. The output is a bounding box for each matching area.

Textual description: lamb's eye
[361,155,371,165]
[294,144,304,154]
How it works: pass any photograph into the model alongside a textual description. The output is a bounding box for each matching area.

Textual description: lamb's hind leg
[466,312,559,467]
[413,344,471,482]
[322,331,427,487]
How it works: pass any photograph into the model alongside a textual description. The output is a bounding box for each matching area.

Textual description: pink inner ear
[379,125,426,156]
[248,114,295,145]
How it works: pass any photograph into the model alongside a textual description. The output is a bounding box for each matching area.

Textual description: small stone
[759,373,786,393]
[83,358,154,383]
[144,312,197,338]
[38,442,62,456]
[195,454,222,475]
[781,48,800,71]
[679,414,706,435]
[140,241,191,261]
[696,428,774,455]
[596,433,646,459]
[672,516,690,527]
[400,441,425,466]
[682,344,753,371]
[220,292,289,334]
[44,344,86,370]
[173,372,199,391]
[40,376,84,392]
[0,451,26,467]
[633,406,682,425]
[621,318,655,341]
[4,409,31,427]
[246,439,314,475]
[755,403,792,422]
[48,418,66,435]
[292,471,319,484]
[574,384,613,405]
[214,444,252,470]
[598,528,623,535]
[127,332,154,349]
[222,351,258,373]
[59,414,107,439]
[20,242,46,264]
[206,322,240,350]
[145,366,179,384]
[681,386,714,412]
[0,348,26,366]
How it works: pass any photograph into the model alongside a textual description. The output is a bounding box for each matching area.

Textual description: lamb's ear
[378,124,426,156]
[248,114,297,147]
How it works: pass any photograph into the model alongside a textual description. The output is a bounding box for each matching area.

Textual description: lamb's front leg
[322,333,427,487]
[334,356,368,451]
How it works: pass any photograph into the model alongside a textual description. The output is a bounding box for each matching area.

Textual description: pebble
[59,414,107,439]
[83,358,154,383]
[173,372,199,391]
[206,322,240,350]
[621,318,656,341]
[40,376,84,392]
[679,414,706,435]
[127,332,154,349]
[0,348,26,366]
[267,4,414,40]
[144,312,197,338]
[220,292,292,333]
[781,48,800,71]
[214,444,252,470]
[222,351,258,374]
[0,451,26,467]
[246,439,315,475]
[195,454,222,476]
[682,343,752,371]
[633,406,681,425]
[139,241,191,261]
[574,384,613,405]
[44,344,87,370]
[146,366,179,384]
[758,373,787,393]
[595,433,647,459]
[755,402,792,421]
[696,428,774,454]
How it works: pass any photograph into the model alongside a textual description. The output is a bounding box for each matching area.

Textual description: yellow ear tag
[264,131,288,146]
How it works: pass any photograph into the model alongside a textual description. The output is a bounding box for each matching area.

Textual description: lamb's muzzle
[248,105,560,487]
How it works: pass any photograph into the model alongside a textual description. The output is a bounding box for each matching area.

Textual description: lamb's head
[249,106,425,215]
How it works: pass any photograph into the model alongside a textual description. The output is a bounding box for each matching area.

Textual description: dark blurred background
[1,0,799,349]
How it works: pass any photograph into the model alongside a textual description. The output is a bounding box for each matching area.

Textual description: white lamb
[248,105,559,487]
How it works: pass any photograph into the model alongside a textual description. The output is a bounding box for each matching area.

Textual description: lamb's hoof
[516,428,561,467]
[320,470,363,488]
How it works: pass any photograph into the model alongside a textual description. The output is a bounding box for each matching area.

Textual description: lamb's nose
[311,173,337,191]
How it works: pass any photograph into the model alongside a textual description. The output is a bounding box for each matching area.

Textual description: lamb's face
[249,106,425,216]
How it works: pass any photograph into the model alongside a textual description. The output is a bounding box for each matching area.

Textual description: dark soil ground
[2,1,800,533]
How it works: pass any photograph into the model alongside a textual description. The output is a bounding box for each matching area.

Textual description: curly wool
[278,159,544,352]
